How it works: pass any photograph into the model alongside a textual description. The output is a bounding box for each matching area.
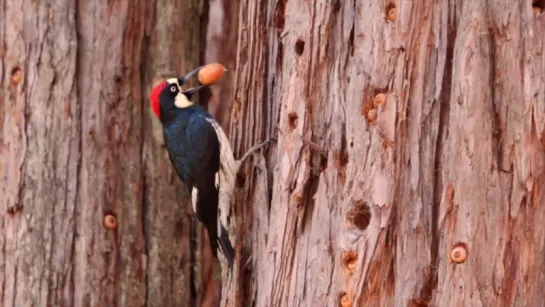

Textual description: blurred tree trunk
[205,0,240,133]
[0,0,213,306]
[222,1,545,306]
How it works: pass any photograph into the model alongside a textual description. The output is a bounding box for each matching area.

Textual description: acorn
[373,93,387,107]
[104,214,117,230]
[367,108,378,123]
[11,67,22,85]
[388,7,397,21]
[339,292,353,307]
[198,63,226,85]
[450,243,468,264]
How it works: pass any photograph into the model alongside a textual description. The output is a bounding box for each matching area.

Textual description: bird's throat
[174,94,193,109]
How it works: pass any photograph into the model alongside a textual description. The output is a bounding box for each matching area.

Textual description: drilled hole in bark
[320,155,328,172]
[341,251,358,276]
[287,112,299,130]
[385,3,397,21]
[236,172,246,187]
[346,200,371,230]
[11,66,22,84]
[533,0,544,13]
[294,39,305,56]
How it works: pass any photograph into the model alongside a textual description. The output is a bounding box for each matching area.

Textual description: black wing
[165,113,220,188]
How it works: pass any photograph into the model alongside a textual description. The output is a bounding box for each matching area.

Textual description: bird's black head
[149,67,209,120]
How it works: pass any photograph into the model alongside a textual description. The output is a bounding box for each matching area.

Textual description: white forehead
[166,78,180,87]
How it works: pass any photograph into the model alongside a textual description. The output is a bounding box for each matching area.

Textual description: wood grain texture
[224,0,545,306]
[0,0,212,306]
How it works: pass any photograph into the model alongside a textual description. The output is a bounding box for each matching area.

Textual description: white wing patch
[191,187,198,214]
[215,172,219,189]
[204,117,238,229]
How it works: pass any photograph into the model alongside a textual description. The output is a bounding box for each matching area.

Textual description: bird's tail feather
[218,224,235,270]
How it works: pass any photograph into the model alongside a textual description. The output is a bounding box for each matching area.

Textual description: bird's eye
[170,85,177,93]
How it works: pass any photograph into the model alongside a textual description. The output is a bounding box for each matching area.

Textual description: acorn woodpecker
[148,67,236,270]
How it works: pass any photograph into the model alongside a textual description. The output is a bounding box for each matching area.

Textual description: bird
[148,67,235,270]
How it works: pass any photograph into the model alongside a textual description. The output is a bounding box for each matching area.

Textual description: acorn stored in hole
[373,93,387,107]
[341,251,358,276]
[104,214,117,230]
[450,243,468,264]
[388,7,397,21]
[11,67,23,84]
[339,292,353,307]
[198,63,226,85]
[367,108,378,123]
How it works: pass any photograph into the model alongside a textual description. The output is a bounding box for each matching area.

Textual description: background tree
[0,0,217,306]
[220,0,545,306]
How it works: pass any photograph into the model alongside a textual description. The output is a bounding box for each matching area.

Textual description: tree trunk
[0,0,213,306]
[223,1,545,306]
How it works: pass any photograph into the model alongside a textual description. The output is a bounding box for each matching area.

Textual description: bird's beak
[179,66,211,99]
[178,66,203,85]
[182,85,208,99]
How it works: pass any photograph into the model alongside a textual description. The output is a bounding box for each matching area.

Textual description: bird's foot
[238,137,277,165]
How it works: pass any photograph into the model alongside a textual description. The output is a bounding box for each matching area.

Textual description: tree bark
[223,1,545,306]
[0,0,212,306]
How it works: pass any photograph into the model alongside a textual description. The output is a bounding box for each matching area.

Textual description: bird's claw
[238,138,276,165]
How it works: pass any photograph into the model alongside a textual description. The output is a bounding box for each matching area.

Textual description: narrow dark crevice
[261,0,271,145]
[70,0,83,306]
[273,0,287,30]
[189,217,198,307]
[139,27,151,305]
[487,19,503,177]
[420,16,457,306]
[12,265,18,307]
[299,172,319,233]
[348,0,356,59]
[348,26,354,58]
[304,1,316,103]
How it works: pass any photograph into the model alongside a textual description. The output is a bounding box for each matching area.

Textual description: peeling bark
[224,1,545,307]
[0,0,211,306]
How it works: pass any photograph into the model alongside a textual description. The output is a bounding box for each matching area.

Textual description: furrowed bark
[224,1,545,306]
[0,0,212,306]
